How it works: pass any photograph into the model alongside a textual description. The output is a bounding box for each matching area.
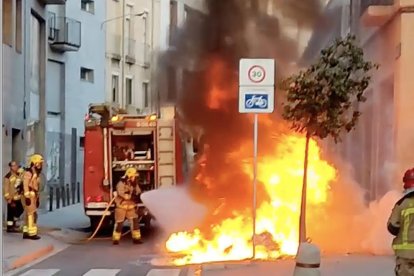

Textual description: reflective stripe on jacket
[388,191,414,258]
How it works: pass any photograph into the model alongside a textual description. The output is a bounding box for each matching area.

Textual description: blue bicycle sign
[244,94,268,109]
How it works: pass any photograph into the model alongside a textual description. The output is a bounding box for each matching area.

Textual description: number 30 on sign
[248,65,266,83]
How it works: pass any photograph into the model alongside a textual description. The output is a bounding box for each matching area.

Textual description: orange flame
[166,133,336,265]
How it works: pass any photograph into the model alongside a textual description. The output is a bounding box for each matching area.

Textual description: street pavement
[197,255,395,276]
[5,203,191,276]
[10,236,190,276]
[4,204,397,276]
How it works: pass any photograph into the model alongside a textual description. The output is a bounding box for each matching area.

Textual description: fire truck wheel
[90,216,112,234]
[141,215,151,231]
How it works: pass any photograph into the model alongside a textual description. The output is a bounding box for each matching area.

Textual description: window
[81,0,95,14]
[143,82,149,108]
[16,0,22,52]
[30,14,41,92]
[126,4,133,35]
[3,0,12,46]
[126,77,133,105]
[169,0,178,45]
[341,0,351,37]
[167,67,176,101]
[80,67,94,82]
[112,74,119,103]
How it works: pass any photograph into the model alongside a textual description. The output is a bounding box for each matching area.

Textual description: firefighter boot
[24,214,40,240]
[131,218,143,244]
[7,220,19,233]
[112,222,123,245]
[6,203,19,233]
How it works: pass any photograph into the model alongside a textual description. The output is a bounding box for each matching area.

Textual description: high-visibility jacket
[388,191,414,259]
[3,172,22,201]
[23,170,40,199]
[114,178,141,209]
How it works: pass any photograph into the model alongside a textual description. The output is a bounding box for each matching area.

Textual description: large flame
[166,132,336,265]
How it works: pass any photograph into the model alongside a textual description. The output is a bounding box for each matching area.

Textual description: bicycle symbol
[245,95,268,109]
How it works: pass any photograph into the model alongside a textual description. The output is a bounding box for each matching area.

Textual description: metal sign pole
[239,58,275,259]
[252,113,258,259]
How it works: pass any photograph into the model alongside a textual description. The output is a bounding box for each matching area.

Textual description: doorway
[11,128,21,163]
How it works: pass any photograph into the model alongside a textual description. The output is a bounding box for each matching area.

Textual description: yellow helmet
[17,168,24,174]
[29,154,44,166]
[125,168,138,178]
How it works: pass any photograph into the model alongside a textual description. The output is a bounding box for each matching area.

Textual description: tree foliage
[281,34,379,142]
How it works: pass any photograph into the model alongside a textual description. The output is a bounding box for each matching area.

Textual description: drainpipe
[120,0,126,108]
[23,0,27,121]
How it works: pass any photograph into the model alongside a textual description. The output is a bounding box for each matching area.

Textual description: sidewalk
[3,233,65,272]
[4,203,89,273]
[37,203,90,230]
[194,255,395,276]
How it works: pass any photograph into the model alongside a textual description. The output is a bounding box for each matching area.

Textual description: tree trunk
[299,132,310,243]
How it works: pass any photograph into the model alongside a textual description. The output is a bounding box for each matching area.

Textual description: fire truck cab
[83,103,184,231]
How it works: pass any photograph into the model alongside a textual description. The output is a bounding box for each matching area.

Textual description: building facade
[104,0,205,114]
[2,0,106,191]
[46,0,105,186]
[2,0,49,175]
[302,0,414,201]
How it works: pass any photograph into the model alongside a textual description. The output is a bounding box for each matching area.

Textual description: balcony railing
[360,0,394,16]
[48,13,81,52]
[107,35,151,67]
[40,0,66,5]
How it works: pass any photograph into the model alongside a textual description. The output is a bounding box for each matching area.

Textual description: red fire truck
[83,103,185,231]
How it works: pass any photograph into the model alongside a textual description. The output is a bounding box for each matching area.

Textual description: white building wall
[63,1,106,134]
[46,1,106,184]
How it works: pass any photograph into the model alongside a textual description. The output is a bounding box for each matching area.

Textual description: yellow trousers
[21,196,39,236]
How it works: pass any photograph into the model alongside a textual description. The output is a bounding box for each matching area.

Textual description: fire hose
[43,197,144,245]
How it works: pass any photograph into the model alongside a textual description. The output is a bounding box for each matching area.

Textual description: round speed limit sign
[248,65,266,83]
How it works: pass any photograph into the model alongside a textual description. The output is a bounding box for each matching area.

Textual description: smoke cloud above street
[144,0,399,262]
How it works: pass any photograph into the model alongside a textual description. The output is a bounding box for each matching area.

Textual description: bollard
[56,185,60,209]
[71,182,76,205]
[293,242,321,276]
[77,182,80,203]
[66,184,70,206]
[49,186,54,212]
[61,185,66,207]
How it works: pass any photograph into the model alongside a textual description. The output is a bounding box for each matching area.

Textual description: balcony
[360,0,395,26]
[107,35,151,67]
[39,0,66,4]
[48,13,81,52]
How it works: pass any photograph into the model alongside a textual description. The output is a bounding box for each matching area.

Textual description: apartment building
[302,0,414,201]
[2,0,49,175]
[105,0,205,114]
[46,0,105,185]
[157,0,205,107]
[2,0,105,188]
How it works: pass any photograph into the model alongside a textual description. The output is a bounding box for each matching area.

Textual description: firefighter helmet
[403,168,414,189]
[29,154,44,166]
[125,168,138,178]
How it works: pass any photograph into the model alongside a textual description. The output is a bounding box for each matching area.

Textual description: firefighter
[388,168,414,276]
[3,161,24,233]
[112,167,143,245]
[21,154,44,240]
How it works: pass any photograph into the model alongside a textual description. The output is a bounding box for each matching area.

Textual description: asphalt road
[11,226,192,276]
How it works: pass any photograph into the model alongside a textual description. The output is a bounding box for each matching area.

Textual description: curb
[6,244,54,272]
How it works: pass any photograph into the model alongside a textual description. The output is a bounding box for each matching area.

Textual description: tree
[281,34,379,244]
